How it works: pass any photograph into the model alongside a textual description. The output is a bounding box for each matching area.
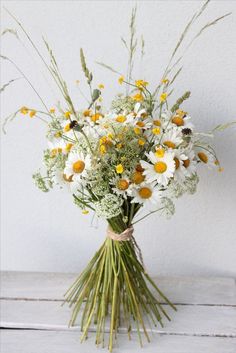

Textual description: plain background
[1,0,236,277]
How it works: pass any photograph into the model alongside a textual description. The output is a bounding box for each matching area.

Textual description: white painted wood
[1,272,236,353]
[1,330,236,353]
[1,299,236,336]
[1,271,236,305]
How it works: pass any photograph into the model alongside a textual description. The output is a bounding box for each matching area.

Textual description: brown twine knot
[106,226,145,269]
[106,226,134,241]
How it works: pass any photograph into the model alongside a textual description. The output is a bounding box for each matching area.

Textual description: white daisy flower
[161,128,183,149]
[140,150,175,186]
[195,148,217,169]
[111,176,130,198]
[181,149,197,176]
[171,110,194,131]
[130,182,162,208]
[173,150,188,182]
[52,169,81,193]
[64,150,91,184]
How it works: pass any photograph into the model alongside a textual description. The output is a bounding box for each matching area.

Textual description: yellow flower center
[134,127,141,135]
[154,161,167,173]
[163,141,176,149]
[174,157,180,170]
[132,171,145,184]
[136,121,145,128]
[133,92,144,102]
[63,174,73,182]
[83,109,91,117]
[138,187,152,199]
[198,152,208,163]
[183,159,190,168]
[135,164,144,172]
[172,116,184,126]
[117,179,129,190]
[153,119,161,126]
[155,148,165,158]
[91,113,102,122]
[138,139,145,146]
[73,160,85,173]
[116,115,127,123]
[152,127,161,135]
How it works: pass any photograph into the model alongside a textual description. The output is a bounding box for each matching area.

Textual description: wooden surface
[1,271,236,352]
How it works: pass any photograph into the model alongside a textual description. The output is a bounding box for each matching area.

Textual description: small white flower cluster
[94,194,123,219]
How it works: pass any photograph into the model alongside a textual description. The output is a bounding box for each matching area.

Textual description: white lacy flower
[95,194,123,219]
[141,151,175,186]
[64,150,91,184]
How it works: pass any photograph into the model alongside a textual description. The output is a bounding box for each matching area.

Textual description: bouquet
[2,2,234,351]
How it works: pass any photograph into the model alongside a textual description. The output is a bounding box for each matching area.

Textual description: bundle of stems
[64,215,176,351]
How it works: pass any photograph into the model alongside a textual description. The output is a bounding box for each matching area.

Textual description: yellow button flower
[135,80,149,88]
[118,76,124,84]
[152,127,161,135]
[20,106,29,115]
[50,108,55,113]
[133,92,144,102]
[162,78,169,85]
[29,110,36,118]
[64,111,71,119]
[98,84,105,89]
[116,164,124,174]
[160,92,168,103]
[82,210,89,215]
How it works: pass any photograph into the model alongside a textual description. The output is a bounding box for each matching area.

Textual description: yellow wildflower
[118,76,124,84]
[132,92,144,102]
[162,78,169,85]
[29,110,36,118]
[64,111,71,119]
[135,80,149,88]
[64,123,71,132]
[100,144,107,154]
[65,143,73,152]
[54,131,62,138]
[116,164,124,174]
[138,138,145,146]
[83,109,91,117]
[91,113,102,122]
[50,108,55,113]
[160,92,168,103]
[82,210,89,215]
[116,115,127,123]
[134,127,141,135]
[116,143,123,149]
[20,106,29,115]
[98,84,104,89]
[152,127,161,135]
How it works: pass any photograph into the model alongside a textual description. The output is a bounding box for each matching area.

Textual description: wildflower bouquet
[2,2,234,351]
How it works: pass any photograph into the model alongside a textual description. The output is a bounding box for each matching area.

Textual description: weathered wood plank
[1,329,236,353]
[1,271,236,305]
[1,299,236,337]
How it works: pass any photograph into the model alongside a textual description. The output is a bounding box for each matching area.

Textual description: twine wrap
[107,226,134,241]
[107,226,145,268]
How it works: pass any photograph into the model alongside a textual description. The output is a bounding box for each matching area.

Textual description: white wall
[1,0,236,277]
